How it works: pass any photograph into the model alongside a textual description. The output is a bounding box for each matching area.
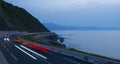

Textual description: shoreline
[19,33,120,64]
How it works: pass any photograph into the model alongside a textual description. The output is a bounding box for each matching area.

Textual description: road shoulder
[0,50,8,64]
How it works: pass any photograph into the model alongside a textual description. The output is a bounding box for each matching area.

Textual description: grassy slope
[20,34,120,62]
[0,0,49,32]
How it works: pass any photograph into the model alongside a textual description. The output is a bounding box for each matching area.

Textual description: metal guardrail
[18,33,120,64]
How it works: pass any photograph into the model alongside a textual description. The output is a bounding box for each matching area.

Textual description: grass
[20,34,120,62]
[20,34,65,47]
[20,34,39,42]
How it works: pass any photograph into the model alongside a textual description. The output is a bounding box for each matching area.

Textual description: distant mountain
[0,0,49,32]
[43,23,80,30]
[43,23,120,30]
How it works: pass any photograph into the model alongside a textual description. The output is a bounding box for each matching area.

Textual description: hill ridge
[0,0,49,32]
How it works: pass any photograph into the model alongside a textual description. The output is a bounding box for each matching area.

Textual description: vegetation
[20,34,120,62]
[3,0,119,62]
[20,34,39,42]
[20,34,65,48]
[0,0,49,32]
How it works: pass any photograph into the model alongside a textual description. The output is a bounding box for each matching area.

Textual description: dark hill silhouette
[0,0,49,32]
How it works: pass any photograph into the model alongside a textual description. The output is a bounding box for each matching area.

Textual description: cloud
[5,0,120,27]
[5,0,120,11]
[21,0,120,11]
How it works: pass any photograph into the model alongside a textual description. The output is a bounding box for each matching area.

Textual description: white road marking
[10,53,18,61]
[41,59,52,64]
[20,45,47,59]
[6,49,10,52]
[15,45,37,60]
[64,58,81,64]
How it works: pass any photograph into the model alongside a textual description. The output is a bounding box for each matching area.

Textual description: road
[0,34,92,64]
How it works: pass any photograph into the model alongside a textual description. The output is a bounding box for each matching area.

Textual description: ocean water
[54,30,120,59]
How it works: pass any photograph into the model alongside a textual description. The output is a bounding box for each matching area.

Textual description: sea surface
[54,30,120,59]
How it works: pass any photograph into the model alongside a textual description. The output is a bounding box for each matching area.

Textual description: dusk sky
[5,0,120,27]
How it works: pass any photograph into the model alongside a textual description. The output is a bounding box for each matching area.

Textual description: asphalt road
[0,34,92,64]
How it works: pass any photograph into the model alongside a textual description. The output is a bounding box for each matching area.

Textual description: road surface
[0,34,92,64]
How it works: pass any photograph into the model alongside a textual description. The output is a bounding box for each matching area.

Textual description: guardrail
[17,33,120,64]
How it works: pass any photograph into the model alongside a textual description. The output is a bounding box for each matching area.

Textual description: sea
[53,30,120,59]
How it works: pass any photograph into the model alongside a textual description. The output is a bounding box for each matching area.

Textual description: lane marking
[20,45,47,59]
[41,59,52,64]
[42,59,52,64]
[10,53,18,61]
[64,58,81,64]
[6,49,10,52]
[15,45,37,60]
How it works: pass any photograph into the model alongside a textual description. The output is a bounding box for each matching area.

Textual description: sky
[5,0,120,27]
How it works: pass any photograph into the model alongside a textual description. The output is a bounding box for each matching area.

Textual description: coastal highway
[0,34,92,64]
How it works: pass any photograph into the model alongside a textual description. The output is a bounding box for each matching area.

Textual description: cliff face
[0,0,49,32]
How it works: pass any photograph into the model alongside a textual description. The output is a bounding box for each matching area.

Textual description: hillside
[0,0,49,32]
